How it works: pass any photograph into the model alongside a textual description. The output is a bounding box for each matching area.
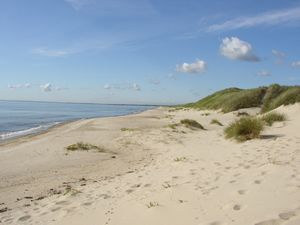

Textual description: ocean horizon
[0,100,156,141]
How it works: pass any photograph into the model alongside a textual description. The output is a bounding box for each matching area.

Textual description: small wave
[0,122,61,141]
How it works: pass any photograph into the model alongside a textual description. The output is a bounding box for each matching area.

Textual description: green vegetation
[180,119,205,130]
[146,201,159,208]
[210,119,223,126]
[120,128,136,132]
[262,112,286,126]
[174,157,186,162]
[184,84,300,113]
[167,123,179,129]
[66,142,105,152]
[237,111,250,117]
[224,117,264,142]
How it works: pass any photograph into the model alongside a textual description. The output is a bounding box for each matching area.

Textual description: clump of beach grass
[237,111,249,117]
[120,128,136,132]
[224,117,264,142]
[210,119,223,126]
[66,142,105,152]
[180,119,205,130]
[146,201,159,208]
[174,157,186,162]
[167,123,180,130]
[262,112,286,126]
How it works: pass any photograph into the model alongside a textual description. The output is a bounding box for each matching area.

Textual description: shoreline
[0,106,159,147]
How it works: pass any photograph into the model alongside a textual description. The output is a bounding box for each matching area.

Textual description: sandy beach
[1,105,300,225]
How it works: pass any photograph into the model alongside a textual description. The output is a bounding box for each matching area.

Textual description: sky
[0,0,300,105]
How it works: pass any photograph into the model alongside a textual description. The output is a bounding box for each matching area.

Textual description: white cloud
[272,49,286,64]
[257,70,271,76]
[208,7,300,32]
[32,48,70,57]
[40,83,52,92]
[291,61,300,67]
[55,87,69,91]
[272,49,285,58]
[220,37,260,62]
[148,79,160,85]
[64,0,91,10]
[8,83,31,89]
[131,83,141,91]
[167,73,176,79]
[176,59,207,74]
[103,82,141,91]
[104,84,112,90]
[64,0,156,17]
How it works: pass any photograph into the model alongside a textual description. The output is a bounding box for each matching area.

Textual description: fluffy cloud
[40,83,52,92]
[291,61,300,67]
[257,70,271,76]
[176,59,207,74]
[208,7,300,32]
[220,37,260,62]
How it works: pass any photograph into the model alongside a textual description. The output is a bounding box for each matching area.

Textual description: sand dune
[1,104,300,225]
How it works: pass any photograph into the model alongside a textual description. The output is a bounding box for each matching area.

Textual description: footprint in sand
[278,211,296,220]
[18,215,31,222]
[254,180,262,184]
[254,219,282,225]
[237,189,247,195]
[233,204,242,211]
[208,221,226,225]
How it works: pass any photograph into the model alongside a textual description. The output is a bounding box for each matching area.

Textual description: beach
[1,105,300,225]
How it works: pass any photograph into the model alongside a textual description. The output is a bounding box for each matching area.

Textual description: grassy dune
[184,84,300,113]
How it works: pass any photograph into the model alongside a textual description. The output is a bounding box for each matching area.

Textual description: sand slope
[1,105,300,225]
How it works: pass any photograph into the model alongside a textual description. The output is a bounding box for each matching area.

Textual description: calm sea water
[0,100,155,141]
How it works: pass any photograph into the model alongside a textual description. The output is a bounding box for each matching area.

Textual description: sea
[0,100,156,141]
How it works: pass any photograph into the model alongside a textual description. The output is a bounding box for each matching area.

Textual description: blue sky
[0,0,300,104]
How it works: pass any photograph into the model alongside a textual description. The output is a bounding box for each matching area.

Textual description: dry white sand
[1,104,300,225]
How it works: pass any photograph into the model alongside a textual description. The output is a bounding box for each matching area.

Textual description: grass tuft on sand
[262,112,286,126]
[180,119,205,130]
[120,128,136,132]
[210,119,223,126]
[224,117,264,142]
[66,142,105,152]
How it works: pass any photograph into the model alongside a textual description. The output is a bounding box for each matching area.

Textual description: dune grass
[180,119,205,130]
[120,128,136,132]
[224,117,264,142]
[237,111,249,117]
[262,112,286,126]
[66,142,105,152]
[167,123,180,130]
[210,119,223,126]
[183,84,300,113]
